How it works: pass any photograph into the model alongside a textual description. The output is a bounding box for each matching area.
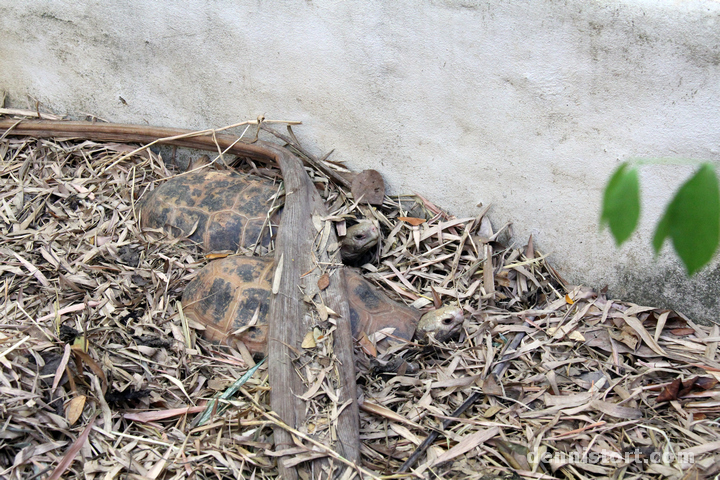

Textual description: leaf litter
[0,113,719,480]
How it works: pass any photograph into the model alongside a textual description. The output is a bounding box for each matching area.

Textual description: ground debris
[0,116,719,479]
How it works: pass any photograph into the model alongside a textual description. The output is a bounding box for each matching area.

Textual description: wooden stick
[254,141,308,479]
[0,119,278,164]
[265,139,360,476]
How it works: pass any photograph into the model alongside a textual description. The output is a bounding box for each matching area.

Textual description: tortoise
[140,169,380,261]
[139,169,464,353]
[180,255,465,355]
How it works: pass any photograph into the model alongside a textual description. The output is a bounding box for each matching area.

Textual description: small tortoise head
[340,220,380,263]
[416,305,464,343]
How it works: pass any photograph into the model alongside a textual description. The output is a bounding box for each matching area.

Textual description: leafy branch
[601,161,720,275]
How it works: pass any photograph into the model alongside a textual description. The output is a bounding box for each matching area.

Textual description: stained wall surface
[2,1,719,322]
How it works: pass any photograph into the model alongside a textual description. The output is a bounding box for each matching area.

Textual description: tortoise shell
[182,256,421,354]
[140,170,280,252]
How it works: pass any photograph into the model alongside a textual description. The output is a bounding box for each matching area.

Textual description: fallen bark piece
[351,169,385,205]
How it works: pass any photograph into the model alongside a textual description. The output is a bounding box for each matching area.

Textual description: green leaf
[652,207,671,254]
[653,163,720,275]
[601,163,640,246]
[196,357,266,427]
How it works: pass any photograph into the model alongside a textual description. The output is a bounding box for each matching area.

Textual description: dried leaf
[124,406,205,423]
[670,328,696,336]
[657,376,719,403]
[317,273,330,291]
[272,253,283,294]
[623,315,666,356]
[51,344,72,395]
[431,285,441,309]
[490,439,531,470]
[316,303,329,321]
[357,331,377,357]
[568,330,585,342]
[590,399,642,419]
[360,401,424,429]
[146,447,172,480]
[65,395,86,426]
[430,427,500,467]
[12,251,50,287]
[302,331,317,349]
[205,252,230,260]
[398,216,426,226]
[71,346,107,395]
[160,374,193,403]
[300,367,327,401]
[46,415,97,480]
[481,375,503,396]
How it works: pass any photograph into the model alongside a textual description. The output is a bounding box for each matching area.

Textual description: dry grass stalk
[0,114,719,480]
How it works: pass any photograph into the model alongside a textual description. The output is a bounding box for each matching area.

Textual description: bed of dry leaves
[1,112,719,480]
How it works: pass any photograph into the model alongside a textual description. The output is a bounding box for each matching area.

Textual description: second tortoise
[181,255,465,355]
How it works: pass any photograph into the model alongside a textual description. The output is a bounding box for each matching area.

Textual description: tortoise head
[415,305,464,342]
[340,220,380,263]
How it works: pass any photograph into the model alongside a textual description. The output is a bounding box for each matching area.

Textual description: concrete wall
[2,1,720,323]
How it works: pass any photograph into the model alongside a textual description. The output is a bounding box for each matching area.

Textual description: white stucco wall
[2,1,720,322]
